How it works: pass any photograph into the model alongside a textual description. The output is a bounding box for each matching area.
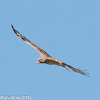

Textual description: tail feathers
[65,64,89,76]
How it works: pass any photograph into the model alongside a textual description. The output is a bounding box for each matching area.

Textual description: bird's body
[11,25,89,76]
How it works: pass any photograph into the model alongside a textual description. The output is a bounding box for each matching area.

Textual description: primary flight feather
[11,25,89,76]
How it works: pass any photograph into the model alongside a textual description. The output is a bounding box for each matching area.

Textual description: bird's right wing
[11,25,50,57]
[65,64,89,76]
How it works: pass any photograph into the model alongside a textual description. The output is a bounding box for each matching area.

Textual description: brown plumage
[11,25,89,76]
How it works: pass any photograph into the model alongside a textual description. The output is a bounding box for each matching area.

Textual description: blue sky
[1,0,100,100]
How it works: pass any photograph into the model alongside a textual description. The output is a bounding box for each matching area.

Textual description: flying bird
[11,25,89,76]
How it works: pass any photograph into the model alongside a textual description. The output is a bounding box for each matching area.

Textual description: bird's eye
[39,59,41,61]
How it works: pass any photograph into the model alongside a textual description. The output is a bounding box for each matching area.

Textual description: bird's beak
[37,61,39,64]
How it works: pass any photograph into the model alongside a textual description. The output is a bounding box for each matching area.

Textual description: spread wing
[65,64,89,76]
[46,57,89,76]
[11,25,50,57]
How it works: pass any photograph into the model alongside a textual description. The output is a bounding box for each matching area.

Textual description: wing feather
[11,25,50,57]
[65,64,89,76]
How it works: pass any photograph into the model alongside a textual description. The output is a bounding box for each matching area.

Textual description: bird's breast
[45,59,60,65]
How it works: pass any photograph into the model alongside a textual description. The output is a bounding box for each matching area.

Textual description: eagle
[11,25,89,76]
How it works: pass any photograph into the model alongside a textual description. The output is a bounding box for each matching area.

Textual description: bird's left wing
[11,25,50,57]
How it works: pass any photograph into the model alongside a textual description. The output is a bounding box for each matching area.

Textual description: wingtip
[85,72,90,77]
[11,24,17,34]
[11,24,13,28]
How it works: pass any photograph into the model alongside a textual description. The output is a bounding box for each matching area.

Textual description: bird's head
[37,58,45,63]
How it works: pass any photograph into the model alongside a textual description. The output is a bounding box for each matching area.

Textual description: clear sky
[1,0,100,100]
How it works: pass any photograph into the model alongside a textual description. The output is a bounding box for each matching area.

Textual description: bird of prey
[11,25,88,76]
